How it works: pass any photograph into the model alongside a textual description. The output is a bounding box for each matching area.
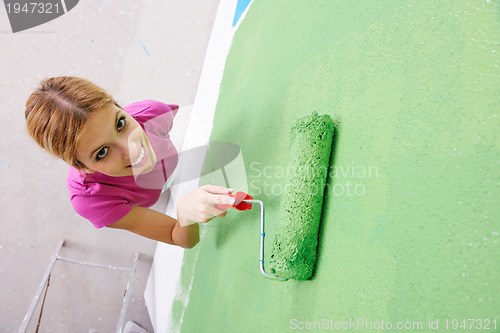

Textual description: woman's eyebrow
[88,110,122,159]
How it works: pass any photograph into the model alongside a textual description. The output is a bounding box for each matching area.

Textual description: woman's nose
[122,126,142,162]
[115,137,135,161]
[118,141,132,160]
[127,137,142,161]
[120,141,141,162]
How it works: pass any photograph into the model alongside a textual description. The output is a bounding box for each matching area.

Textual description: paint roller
[217,112,335,280]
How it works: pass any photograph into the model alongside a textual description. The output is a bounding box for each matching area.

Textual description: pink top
[67,100,179,228]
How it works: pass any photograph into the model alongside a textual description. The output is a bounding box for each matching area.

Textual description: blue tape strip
[232,0,252,27]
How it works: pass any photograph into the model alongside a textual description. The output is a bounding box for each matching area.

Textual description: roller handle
[216,191,254,211]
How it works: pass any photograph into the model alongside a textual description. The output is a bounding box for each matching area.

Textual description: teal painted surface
[174,1,500,332]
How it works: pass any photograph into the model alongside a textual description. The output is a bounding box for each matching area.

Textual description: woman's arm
[107,205,200,249]
[107,185,235,248]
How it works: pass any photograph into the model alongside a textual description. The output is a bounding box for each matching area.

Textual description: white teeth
[131,146,145,166]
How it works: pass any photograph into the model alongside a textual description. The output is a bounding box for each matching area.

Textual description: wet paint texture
[175,1,500,332]
[269,112,334,280]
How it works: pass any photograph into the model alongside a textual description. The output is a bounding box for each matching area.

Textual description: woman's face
[76,103,157,177]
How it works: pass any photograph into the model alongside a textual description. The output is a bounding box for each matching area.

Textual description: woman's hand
[177,185,235,226]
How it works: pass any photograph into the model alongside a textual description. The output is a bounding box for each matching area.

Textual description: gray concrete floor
[0,0,219,332]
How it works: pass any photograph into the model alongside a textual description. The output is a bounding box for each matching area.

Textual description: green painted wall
[173,1,499,332]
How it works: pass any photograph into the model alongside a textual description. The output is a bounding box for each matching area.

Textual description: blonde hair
[25,76,121,170]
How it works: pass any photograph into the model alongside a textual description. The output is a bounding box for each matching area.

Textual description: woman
[25,76,234,248]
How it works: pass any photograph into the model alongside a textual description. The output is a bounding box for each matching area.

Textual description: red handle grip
[216,191,253,211]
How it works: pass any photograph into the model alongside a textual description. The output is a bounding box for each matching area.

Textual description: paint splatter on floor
[139,39,150,56]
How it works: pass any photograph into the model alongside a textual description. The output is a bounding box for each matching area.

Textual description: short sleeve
[125,100,179,135]
[70,194,133,229]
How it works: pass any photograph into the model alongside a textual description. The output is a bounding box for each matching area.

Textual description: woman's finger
[202,184,233,194]
[208,206,229,217]
[212,194,235,206]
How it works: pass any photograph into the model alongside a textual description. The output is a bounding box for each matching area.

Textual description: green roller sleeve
[269,112,334,280]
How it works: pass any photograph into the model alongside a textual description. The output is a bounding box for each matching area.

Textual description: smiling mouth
[128,143,145,168]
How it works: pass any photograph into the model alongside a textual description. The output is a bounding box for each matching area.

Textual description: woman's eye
[117,116,126,132]
[96,147,109,161]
